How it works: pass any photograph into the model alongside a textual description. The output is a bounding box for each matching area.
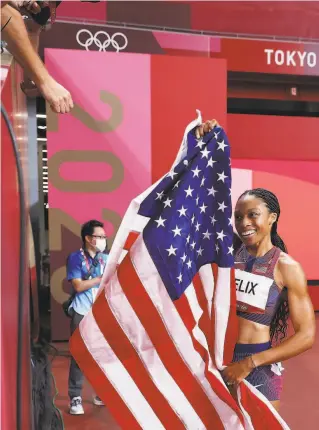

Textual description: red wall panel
[1,68,18,430]
[251,170,319,279]
[232,159,319,187]
[229,116,319,309]
[190,1,319,40]
[228,114,319,161]
[58,0,107,21]
[308,286,319,310]
[151,56,227,182]
[105,1,319,40]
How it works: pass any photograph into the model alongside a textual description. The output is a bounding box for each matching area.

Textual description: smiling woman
[192,118,316,417]
[224,187,316,412]
[234,189,289,343]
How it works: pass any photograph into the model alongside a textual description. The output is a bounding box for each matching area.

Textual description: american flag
[70,113,289,429]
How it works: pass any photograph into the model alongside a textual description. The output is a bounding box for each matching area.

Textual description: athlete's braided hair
[234,188,289,343]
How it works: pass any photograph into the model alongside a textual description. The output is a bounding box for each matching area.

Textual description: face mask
[95,238,106,252]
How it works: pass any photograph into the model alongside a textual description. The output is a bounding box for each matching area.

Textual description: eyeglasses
[91,235,107,240]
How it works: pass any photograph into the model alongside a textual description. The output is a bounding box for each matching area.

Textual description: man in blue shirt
[67,219,108,415]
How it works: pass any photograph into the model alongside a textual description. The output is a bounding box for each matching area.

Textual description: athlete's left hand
[222,357,254,387]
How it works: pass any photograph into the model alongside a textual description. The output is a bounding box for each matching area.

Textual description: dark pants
[68,310,84,399]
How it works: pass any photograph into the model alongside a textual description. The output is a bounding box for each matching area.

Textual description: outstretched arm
[1,4,73,113]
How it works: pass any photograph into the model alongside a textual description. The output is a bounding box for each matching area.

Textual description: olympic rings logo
[76,29,128,53]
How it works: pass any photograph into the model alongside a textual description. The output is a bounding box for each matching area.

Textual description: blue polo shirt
[67,249,108,316]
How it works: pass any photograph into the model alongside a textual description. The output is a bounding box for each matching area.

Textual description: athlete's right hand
[195,119,220,139]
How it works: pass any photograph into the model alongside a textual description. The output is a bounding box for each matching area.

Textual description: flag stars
[199,203,208,214]
[163,197,173,208]
[156,191,164,201]
[167,170,177,179]
[217,140,228,152]
[177,206,187,217]
[200,147,211,159]
[207,157,217,168]
[186,259,192,269]
[185,185,194,197]
[228,245,234,255]
[203,230,212,240]
[150,127,234,282]
[155,216,166,228]
[217,171,228,183]
[218,201,227,212]
[166,245,177,256]
[191,166,201,178]
[207,186,217,197]
[181,253,187,263]
[172,225,182,237]
[217,230,226,241]
[196,139,205,149]
[210,215,217,226]
[196,247,204,257]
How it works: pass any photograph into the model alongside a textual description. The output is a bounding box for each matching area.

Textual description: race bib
[235,269,273,313]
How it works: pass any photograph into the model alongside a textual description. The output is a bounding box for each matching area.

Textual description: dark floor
[51,315,319,430]
[52,345,120,430]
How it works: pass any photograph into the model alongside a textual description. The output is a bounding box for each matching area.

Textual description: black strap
[1,16,12,32]
[81,249,99,276]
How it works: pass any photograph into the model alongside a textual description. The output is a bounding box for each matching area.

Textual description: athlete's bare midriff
[237,317,271,344]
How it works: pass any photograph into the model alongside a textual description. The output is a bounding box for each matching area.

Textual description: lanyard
[80,248,104,275]
[80,248,91,273]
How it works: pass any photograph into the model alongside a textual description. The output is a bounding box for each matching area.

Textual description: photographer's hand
[37,76,74,114]
[10,1,41,14]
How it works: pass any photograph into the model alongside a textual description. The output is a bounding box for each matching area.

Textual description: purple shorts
[232,342,283,401]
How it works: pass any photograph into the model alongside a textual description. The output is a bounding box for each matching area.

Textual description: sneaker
[93,395,104,406]
[69,397,84,415]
